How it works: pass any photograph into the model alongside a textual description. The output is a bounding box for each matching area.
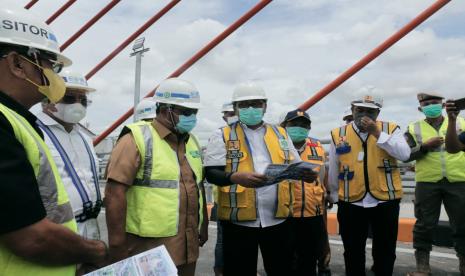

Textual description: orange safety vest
[217,123,294,222]
[292,138,326,218]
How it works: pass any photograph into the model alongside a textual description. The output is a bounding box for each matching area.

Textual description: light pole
[130,37,150,122]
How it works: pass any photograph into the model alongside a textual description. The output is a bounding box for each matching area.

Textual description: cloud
[9,0,465,143]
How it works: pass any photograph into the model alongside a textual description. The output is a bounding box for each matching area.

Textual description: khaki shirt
[106,119,201,265]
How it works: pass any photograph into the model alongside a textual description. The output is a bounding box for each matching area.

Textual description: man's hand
[325,197,333,210]
[445,100,459,121]
[230,172,267,188]
[301,170,317,183]
[361,116,381,138]
[422,136,444,151]
[108,244,128,264]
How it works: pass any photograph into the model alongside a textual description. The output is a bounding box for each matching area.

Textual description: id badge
[357,151,364,161]
[83,218,100,240]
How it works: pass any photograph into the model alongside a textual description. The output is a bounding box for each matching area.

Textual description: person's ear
[6,53,28,79]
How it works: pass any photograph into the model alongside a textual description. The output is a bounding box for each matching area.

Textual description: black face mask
[353,111,377,129]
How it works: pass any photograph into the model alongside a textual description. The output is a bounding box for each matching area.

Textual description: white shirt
[36,112,101,239]
[328,122,411,207]
[205,122,301,228]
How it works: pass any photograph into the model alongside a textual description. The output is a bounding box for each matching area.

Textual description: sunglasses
[61,94,92,107]
[170,107,198,116]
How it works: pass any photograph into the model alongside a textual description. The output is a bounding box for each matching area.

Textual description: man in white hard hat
[204,82,316,275]
[343,106,353,124]
[328,95,410,276]
[135,97,156,122]
[37,70,102,235]
[221,101,237,125]
[105,78,208,276]
[0,7,106,276]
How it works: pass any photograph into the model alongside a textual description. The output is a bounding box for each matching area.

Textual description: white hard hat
[153,78,201,109]
[343,107,352,120]
[0,7,71,66]
[221,102,234,113]
[60,69,95,92]
[232,82,267,102]
[135,98,156,121]
[351,95,383,109]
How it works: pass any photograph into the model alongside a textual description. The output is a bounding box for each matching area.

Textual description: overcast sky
[9,0,465,144]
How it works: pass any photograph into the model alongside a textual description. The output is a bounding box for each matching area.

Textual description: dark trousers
[222,220,293,276]
[413,180,465,256]
[337,200,400,276]
[291,216,326,276]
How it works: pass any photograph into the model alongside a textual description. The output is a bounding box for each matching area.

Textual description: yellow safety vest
[293,138,326,218]
[408,117,465,183]
[125,121,204,237]
[218,123,294,222]
[330,122,403,202]
[0,104,77,276]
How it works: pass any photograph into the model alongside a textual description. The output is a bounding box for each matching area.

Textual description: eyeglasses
[1,52,63,73]
[61,94,92,107]
[170,106,198,116]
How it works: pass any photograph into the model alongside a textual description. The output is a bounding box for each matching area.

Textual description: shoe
[458,254,465,276]
[318,267,332,276]
[407,250,431,276]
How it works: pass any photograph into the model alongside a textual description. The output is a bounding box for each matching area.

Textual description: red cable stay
[93,0,273,145]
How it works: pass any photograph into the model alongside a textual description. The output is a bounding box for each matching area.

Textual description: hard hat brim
[232,95,267,102]
[66,84,96,92]
[352,102,380,109]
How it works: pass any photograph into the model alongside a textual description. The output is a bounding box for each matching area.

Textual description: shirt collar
[351,122,365,134]
[0,91,38,127]
[239,121,266,131]
[153,119,174,140]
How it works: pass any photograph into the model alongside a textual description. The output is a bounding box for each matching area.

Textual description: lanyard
[37,120,101,208]
[77,131,102,202]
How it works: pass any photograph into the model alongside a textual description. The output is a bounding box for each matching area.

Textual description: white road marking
[208,224,457,260]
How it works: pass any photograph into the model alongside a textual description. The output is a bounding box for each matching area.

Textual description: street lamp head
[132,37,145,52]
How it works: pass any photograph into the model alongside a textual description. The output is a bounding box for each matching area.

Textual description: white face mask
[226,115,239,125]
[52,103,87,124]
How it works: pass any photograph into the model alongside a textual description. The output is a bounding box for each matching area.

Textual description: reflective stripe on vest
[218,123,293,222]
[0,104,76,276]
[408,117,465,182]
[228,124,241,221]
[38,120,102,222]
[293,138,326,218]
[125,122,203,237]
[331,122,403,202]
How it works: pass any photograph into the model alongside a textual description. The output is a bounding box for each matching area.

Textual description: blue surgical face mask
[286,126,309,143]
[239,107,264,126]
[422,103,443,118]
[176,114,197,133]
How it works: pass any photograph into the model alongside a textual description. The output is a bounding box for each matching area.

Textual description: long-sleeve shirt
[204,122,301,228]
[328,123,411,207]
[36,111,101,240]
